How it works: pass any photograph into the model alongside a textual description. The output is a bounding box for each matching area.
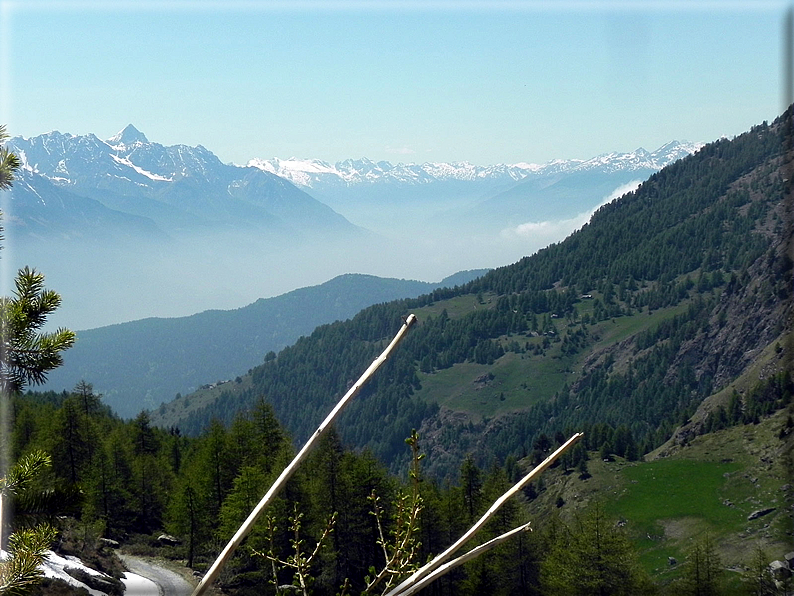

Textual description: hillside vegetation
[152,106,792,479]
[45,270,487,417]
[518,336,793,590]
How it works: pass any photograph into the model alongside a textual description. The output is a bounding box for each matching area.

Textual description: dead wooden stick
[191,314,418,596]
[385,432,584,596]
[394,521,533,596]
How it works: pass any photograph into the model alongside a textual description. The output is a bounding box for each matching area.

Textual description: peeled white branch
[394,521,533,596]
[191,314,418,596]
[385,432,584,596]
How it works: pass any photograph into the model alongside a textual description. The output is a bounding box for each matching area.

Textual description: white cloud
[599,179,643,207]
[501,179,643,240]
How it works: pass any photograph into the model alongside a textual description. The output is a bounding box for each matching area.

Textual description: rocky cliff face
[665,150,791,394]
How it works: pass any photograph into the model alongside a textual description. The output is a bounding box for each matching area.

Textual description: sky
[1,1,790,166]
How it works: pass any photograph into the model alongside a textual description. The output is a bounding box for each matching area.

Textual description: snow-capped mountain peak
[246,140,703,191]
[107,124,148,147]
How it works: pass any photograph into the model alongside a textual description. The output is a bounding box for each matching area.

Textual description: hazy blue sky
[1,1,789,165]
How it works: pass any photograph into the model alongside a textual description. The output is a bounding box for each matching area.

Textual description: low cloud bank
[502,179,643,240]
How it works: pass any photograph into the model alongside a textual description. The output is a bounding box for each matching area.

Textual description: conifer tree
[743,547,778,596]
[460,456,482,525]
[0,125,19,191]
[540,504,654,596]
[680,533,723,596]
[0,451,57,593]
[0,127,73,595]
[0,129,74,392]
[0,267,76,395]
[1,126,75,396]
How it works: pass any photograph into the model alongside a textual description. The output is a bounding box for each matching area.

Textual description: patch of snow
[40,550,110,596]
[250,156,546,188]
[21,179,45,204]
[122,571,160,595]
[1,548,139,596]
[15,149,35,173]
[110,154,173,182]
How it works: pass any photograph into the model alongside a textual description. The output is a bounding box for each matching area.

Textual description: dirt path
[119,554,195,596]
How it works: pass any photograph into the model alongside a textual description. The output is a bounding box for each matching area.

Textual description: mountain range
[9,124,357,238]
[5,125,703,331]
[247,141,703,227]
[248,141,701,191]
[8,126,702,239]
[43,270,488,418]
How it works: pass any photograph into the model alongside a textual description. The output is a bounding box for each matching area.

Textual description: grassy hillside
[522,407,792,589]
[411,290,694,420]
[517,329,793,591]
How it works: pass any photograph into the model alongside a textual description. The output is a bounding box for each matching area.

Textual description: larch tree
[540,503,655,596]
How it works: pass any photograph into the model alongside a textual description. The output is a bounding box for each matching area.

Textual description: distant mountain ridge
[4,125,703,331]
[245,141,704,233]
[9,126,702,230]
[247,141,702,189]
[5,125,373,329]
[44,270,489,417]
[9,124,357,236]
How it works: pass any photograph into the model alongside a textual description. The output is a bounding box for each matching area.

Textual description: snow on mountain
[7,127,360,237]
[247,141,703,190]
[110,154,173,181]
[10,127,215,188]
[248,156,539,188]
[248,157,343,186]
[569,141,704,174]
[6,125,704,238]
[10,124,702,197]
[106,123,149,148]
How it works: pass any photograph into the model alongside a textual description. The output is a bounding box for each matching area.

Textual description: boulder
[769,560,791,579]
[747,508,776,521]
[157,533,181,546]
[98,537,120,548]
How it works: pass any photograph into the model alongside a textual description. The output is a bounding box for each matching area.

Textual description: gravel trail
[119,554,195,596]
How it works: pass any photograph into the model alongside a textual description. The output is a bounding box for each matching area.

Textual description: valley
[1,5,787,595]
[6,127,699,330]
[2,106,791,596]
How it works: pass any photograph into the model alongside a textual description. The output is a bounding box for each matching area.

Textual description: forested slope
[45,270,487,418]
[152,107,792,478]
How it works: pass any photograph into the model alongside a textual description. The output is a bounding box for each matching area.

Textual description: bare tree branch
[394,521,533,596]
[385,432,584,596]
[191,314,417,596]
